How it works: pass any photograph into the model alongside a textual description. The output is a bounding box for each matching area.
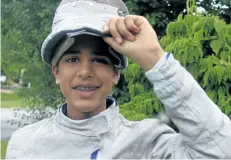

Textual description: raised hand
[103,15,165,71]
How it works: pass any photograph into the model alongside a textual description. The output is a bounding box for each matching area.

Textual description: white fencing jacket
[6,54,231,159]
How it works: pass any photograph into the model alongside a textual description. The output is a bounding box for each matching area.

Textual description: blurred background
[1,0,231,158]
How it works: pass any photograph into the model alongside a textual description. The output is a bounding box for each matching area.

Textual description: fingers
[117,18,135,42]
[103,15,141,44]
[108,18,123,44]
[124,16,140,34]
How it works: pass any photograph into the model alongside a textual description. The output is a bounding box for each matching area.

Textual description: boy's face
[52,35,120,119]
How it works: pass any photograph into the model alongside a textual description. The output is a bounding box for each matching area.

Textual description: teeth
[74,86,98,92]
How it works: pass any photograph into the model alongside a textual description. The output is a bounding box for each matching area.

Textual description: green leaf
[223,66,231,81]
[214,66,225,85]
[214,19,227,36]
[199,58,213,73]
[220,51,229,62]
[209,67,217,84]
[203,17,215,36]
[194,29,204,41]
[203,68,211,87]
[210,40,223,55]
[210,55,222,65]
[192,19,204,33]
[218,87,226,98]
[166,22,175,38]
[160,36,173,50]
[206,89,218,103]
[177,14,183,21]
[226,35,231,47]
[188,63,199,79]
[226,24,231,36]
[225,105,231,115]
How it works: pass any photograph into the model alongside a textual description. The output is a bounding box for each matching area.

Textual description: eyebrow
[63,51,80,56]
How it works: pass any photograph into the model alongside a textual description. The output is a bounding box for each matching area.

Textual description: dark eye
[92,58,110,65]
[66,57,79,63]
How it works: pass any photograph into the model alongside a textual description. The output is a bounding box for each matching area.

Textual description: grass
[1,92,25,108]
[1,140,8,159]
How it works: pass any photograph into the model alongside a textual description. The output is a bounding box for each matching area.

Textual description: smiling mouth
[72,86,100,92]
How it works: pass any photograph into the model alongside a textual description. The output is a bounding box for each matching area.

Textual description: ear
[52,66,60,85]
[113,70,120,85]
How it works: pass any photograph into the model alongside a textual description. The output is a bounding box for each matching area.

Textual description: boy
[6,0,231,159]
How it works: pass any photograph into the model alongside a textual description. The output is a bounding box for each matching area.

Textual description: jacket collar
[55,97,119,136]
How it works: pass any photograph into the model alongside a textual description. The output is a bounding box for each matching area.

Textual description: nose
[76,60,93,79]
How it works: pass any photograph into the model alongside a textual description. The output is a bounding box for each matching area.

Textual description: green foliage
[120,108,148,121]
[122,59,164,119]
[2,0,58,81]
[160,9,231,118]
[1,0,61,109]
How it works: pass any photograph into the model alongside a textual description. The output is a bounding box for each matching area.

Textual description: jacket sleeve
[5,131,20,159]
[145,54,231,159]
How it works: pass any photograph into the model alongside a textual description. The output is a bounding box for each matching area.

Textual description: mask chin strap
[51,36,75,65]
[108,46,124,70]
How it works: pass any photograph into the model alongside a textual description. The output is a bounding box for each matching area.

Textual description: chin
[73,101,103,113]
